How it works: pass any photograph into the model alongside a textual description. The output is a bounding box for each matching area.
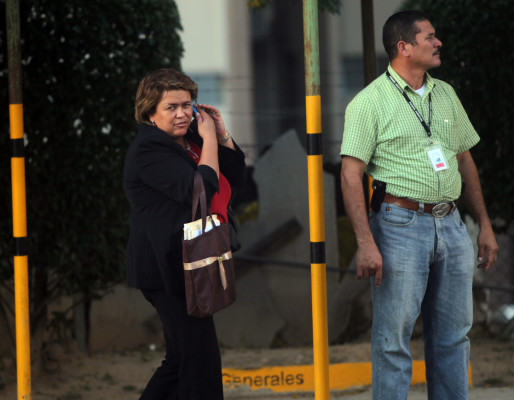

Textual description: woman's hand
[195,107,219,177]
[195,107,217,143]
[197,104,226,141]
[197,104,235,150]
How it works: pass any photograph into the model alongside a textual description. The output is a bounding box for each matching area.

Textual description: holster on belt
[370,180,386,213]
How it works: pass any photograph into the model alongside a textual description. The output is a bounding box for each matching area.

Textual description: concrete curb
[225,386,514,399]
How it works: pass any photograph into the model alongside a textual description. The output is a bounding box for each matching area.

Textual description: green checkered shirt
[340,65,480,203]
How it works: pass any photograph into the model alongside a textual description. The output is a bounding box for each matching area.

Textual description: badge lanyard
[386,71,449,172]
[386,71,432,141]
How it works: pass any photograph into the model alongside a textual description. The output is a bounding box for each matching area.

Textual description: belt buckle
[432,202,451,218]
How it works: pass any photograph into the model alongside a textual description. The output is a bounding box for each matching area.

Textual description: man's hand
[356,241,383,287]
[457,150,499,272]
[341,156,384,287]
[477,226,498,271]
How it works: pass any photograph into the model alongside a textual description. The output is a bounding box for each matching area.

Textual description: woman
[123,68,246,399]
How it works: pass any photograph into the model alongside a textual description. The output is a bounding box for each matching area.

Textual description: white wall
[176,0,229,74]
[338,0,404,56]
[175,0,256,164]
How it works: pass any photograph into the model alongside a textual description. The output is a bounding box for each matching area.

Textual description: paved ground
[2,338,512,399]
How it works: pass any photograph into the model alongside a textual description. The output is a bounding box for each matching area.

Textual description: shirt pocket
[431,113,460,153]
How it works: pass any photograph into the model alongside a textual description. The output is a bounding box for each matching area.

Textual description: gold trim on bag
[183,251,233,289]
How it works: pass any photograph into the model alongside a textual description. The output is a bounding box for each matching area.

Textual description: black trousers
[140,289,224,400]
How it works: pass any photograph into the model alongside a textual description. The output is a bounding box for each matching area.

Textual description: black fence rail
[234,253,514,295]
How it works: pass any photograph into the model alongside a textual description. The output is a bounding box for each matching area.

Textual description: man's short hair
[382,10,429,60]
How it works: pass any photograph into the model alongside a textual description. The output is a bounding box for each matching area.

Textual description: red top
[187,141,231,223]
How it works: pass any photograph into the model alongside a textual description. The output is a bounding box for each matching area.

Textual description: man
[340,10,498,400]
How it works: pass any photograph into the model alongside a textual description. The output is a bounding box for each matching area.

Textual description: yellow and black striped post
[302,1,329,399]
[6,0,32,398]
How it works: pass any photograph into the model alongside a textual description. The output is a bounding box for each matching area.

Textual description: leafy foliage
[0,0,183,340]
[401,0,514,223]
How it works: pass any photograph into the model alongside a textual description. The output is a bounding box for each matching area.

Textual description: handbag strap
[191,171,213,234]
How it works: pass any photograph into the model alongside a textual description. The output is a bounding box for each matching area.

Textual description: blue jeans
[370,202,474,400]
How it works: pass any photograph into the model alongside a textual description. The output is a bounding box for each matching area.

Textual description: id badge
[426,142,449,172]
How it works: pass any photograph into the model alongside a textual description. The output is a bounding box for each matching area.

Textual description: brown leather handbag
[182,172,236,317]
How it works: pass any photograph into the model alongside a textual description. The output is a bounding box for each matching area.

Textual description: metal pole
[302,1,329,399]
[361,0,377,207]
[361,0,377,86]
[6,0,32,398]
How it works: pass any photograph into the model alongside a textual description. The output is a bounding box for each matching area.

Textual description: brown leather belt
[384,194,456,217]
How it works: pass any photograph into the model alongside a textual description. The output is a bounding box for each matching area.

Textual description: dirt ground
[1,337,513,399]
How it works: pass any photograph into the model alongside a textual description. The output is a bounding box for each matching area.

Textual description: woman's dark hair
[382,10,429,61]
[135,69,198,124]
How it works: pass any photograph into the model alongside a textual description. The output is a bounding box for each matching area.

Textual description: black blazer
[123,122,246,294]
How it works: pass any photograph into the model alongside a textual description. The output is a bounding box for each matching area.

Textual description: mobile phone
[192,105,199,115]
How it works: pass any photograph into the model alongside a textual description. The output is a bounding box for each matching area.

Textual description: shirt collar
[387,64,436,93]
